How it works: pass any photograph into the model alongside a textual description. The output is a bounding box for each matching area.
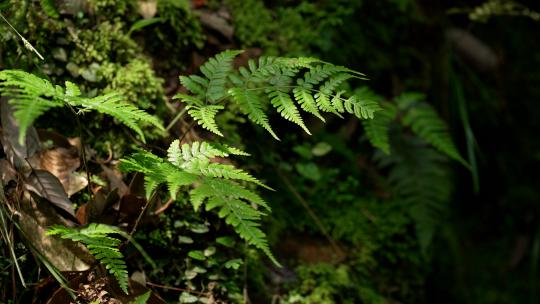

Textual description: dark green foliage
[0,1,537,303]
[225,0,356,55]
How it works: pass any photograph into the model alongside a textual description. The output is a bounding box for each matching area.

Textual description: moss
[225,0,355,56]
[99,58,164,110]
[143,0,205,70]
[87,0,135,17]
[70,21,138,66]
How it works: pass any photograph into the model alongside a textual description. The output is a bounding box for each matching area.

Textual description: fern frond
[78,93,164,143]
[376,136,452,254]
[120,140,278,265]
[345,87,382,119]
[0,70,64,143]
[0,70,164,144]
[179,75,208,97]
[167,140,249,165]
[397,93,468,166]
[47,224,129,294]
[177,50,380,139]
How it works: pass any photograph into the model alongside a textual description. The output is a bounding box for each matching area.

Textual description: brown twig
[153,197,174,216]
[146,281,210,296]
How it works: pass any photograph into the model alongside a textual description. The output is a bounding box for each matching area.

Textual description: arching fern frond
[0,70,64,143]
[174,50,380,140]
[76,93,164,142]
[0,70,164,144]
[376,135,452,254]
[120,140,279,266]
[46,224,129,294]
[396,93,468,166]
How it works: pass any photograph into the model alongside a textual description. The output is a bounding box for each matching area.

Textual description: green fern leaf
[0,70,64,143]
[173,92,204,106]
[187,105,224,136]
[78,93,164,143]
[363,102,397,154]
[0,70,164,144]
[120,141,278,266]
[200,50,243,102]
[178,51,378,141]
[377,137,451,253]
[228,87,279,139]
[293,84,325,122]
[268,90,311,134]
[179,75,208,97]
[47,224,130,294]
[397,93,468,166]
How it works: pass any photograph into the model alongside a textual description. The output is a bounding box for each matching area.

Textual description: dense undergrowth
[1,0,540,303]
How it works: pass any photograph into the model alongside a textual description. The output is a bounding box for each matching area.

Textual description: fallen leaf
[198,9,234,40]
[0,99,40,171]
[39,146,88,196]
[24,170,76,217]
[0,159,17,184]
[18,192,94,272]
[101,164,129,197]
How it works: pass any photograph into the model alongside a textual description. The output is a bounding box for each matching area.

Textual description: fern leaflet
[396,93,468,166]
[46,224,130,294]
[363,102,397,154]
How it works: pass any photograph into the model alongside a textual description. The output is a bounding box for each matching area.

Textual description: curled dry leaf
[198,9,234,41]
[24,170,76,217]
[0,159,17,184]
[101,164,129,197]
[39,146,88,196]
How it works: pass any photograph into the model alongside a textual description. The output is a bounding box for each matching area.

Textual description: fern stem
[145,282,210,296]
[165,107,188,132]
[276,169,344,259]
[122,190,157,250]
[245,85,352,105]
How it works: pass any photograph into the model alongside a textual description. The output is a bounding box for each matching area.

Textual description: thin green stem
[165,107,188,132]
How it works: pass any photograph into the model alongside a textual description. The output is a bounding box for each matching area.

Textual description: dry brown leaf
[0,159,17,184]
[101,164,129,197]
[1,100,40,172]
[39,146,88,196]
[198,9,234,40]
[24,170,76,217]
